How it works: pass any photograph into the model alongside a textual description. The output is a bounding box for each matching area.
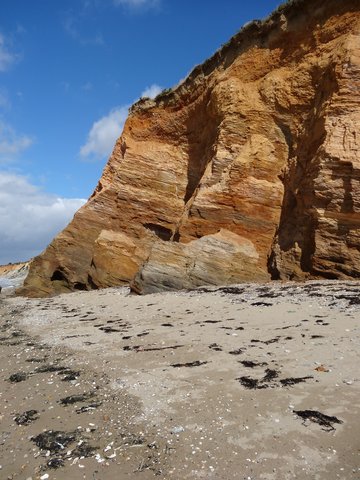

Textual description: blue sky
[0,0,282,264]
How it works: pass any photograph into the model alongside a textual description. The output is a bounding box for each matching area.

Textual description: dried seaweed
[14,410,39,425]
[280,376,313,386]
[171,360,208,368]
[294,410,343,431]
[32,430,77,452]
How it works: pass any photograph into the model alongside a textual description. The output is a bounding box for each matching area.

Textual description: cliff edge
[20,0,360,297]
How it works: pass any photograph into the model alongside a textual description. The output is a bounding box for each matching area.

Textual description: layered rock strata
[20,0,360,296]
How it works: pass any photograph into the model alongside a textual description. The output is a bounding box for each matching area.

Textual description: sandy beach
[0,281,359,479]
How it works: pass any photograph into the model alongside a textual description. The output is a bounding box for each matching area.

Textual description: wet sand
[1,281,359,479]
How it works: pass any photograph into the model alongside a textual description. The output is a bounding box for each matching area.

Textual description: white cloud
[0,121,33,159]
[141,83,162,99]
[0,172,86,264]
[0,34,18,72]
[80,106,128,160]
[113,0,160,11]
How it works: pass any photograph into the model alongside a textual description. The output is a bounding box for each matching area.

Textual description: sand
[0,281,359,479]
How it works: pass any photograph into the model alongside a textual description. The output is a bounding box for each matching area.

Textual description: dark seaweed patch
[59,392,96,405]
[46,457,65,469]
[262,368,279,382]
[239,360,268,368]
[8,372,29,383]
[209,343,222,351]
[14,410,39,425]
[61,370,81,381]
[280,376,313,386]
[294,410,343,431]
[32,430,77,452]
[26,357,46,363]
[124,344,184,352]
[236,376,268,389]
[251,302,273,307]
[229,348,244,355]
[171,360,208,368]
[99,326,121,333]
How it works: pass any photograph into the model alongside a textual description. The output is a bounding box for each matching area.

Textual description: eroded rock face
[20,0,360,297]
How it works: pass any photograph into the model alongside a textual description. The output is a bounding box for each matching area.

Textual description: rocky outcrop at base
[20,0,360,297]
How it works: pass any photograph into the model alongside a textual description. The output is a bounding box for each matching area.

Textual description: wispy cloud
[0,33,19,72]
[81,81,93,92]
[0,172,86,264]
[141,83,162,99]
[80,106,128,161]
[0,121,33,160]
[113,0,161,12]
[63,14,104,46]
[0,88,10,109]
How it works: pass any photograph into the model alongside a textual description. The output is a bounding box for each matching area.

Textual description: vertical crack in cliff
[268,63,339,279]
[172,90,221,242]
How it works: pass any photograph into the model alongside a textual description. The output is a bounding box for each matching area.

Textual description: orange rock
[19,0,360,297]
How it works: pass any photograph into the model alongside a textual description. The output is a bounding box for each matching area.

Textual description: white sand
[2,280,360,479]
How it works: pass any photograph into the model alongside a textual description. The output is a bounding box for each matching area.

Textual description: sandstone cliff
[20,0,360,297]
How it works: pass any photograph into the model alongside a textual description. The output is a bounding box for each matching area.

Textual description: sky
[0,0,283,264]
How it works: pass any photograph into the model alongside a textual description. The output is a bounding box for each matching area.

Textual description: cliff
[20,0,360,297]
[0,261,30,291]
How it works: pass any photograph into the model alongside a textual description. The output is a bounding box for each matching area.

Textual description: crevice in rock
[268,63,339,279]
[143,223,173,241]
[172,90,221,242]
[73,282,88,291]
[51,269,68,282]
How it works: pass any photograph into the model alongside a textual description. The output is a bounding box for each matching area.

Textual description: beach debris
[26,357,47,363]
[71,441,97,457]
[32,430,77,453]
[121,433,145,446]
[314,365,329,372]
[229,348,245,355]
[171,426,184,434]
[239,360,268,368]
[237,368,279,389]
[124,344,184,352]
[14,410,39,425]
[8,371,29,382]
[60,370,81,381]
[294,410,343,431]
[99,326,121,333]
[280,376,313,386]
[35,364,68,373]
[59,392,96,406]
[236,376,268,389]
[171,360,208,368]
[262,368,279,382]
[76,402,102,414]
[209,343,223,351]
[251,302,273,307]
[161,323,174,327]
[46,457,64,469]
